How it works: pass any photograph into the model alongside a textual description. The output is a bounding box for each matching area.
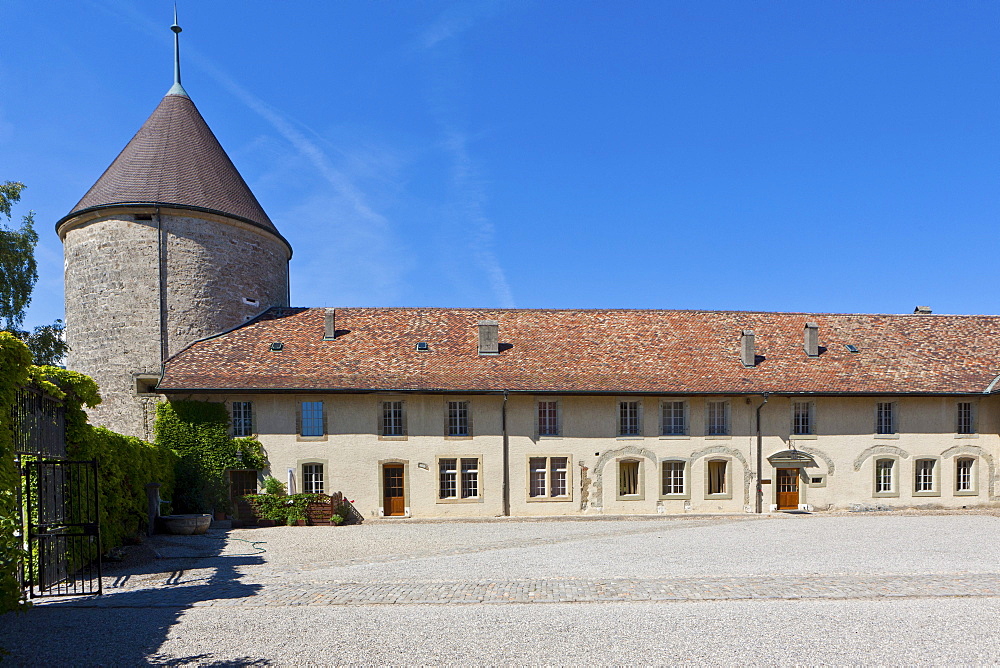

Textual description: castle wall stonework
[62,209,290,439]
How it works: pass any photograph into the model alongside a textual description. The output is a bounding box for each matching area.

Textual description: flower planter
[160,514,212,535]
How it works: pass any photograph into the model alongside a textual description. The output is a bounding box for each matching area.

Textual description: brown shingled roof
[157,307,1000,395]
[58,94,287,247]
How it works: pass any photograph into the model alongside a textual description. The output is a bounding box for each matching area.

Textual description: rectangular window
[439,458,457,499]
[529,456,570,498]
[707,460,727,495]
[876,402,895,434]
[707,401,729,436]
[382,400,405,437]
[619,401,641,436]
[460,458,479,499]
[302,463,324,494]
[300,401,324,437]
[447,401,470,437]
[792,401,814,436]
[619,460,640,496]
[661,461,685,495]
[875,459,894,493]
[538,401,560,437]
[232,401,253,437]
[660,401,687,436]
[915,459,935,493]
[957,402,975,434]
[956,458,974,492]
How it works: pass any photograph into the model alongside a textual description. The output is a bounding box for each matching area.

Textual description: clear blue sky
[5,1,998,330]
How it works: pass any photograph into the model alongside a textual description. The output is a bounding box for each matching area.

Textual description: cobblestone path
[46,572,1000,608]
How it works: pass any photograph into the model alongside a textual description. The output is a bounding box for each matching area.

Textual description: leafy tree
[0,181,68,365]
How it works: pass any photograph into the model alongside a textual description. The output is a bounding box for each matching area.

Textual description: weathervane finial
[168,3,189,97]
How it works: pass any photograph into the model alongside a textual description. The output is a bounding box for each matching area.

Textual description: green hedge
[0,333,32,613]
[154,401,266,514]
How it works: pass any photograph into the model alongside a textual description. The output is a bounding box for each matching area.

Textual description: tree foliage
[0,181,69,366]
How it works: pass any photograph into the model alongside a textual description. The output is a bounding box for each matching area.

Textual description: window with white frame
[302,463,324,494]
[537,401,560,437]
[381,400,405,437]
[660,401,687,436]
[957,402,975,434]
[661,461,685,495]
[300,401,324,437]
[876,402,896,434]
[875,458,894,494]
[446,401,470,437]
[792,401,814,436]
[529,456,569,498]
[439,457,479,499]
[619,460,640,496]
[619,401,641,436]
[707,401,730,436]
[914,459,936,493]
[707,459,727,495]
[232,401,253,437]
[956,457,975,492]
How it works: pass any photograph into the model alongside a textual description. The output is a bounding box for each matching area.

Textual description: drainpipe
[755,392,770,514]
[502,389,510,516]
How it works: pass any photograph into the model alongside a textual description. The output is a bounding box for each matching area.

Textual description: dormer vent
[416,342,430,352]
[804,322,819,357]
[323,308,336,340]
[478,320,499,355]
[914,306,932,315]
[269,342,284,352]
[740,330,756,367]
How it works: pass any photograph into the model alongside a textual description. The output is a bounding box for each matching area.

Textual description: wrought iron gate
[13,387,102,598]
[21,460,102,598]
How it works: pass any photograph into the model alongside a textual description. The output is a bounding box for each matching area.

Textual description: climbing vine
[154,401,267,514]
[0,333,31,614]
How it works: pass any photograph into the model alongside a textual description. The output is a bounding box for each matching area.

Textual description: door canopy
[767,449,818,467]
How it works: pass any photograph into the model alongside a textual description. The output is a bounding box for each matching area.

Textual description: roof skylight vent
[845,344,859,353]
[270,342,284,352]
[415,342,429,352]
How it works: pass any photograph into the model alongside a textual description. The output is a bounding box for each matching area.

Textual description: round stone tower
[55,18,292,440]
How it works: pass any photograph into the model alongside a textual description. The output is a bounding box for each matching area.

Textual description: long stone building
[60,20,1000,518]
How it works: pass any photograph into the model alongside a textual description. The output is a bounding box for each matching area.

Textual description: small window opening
[243,297,260,307]
[845,344,859,353]
[270,342,284,352]
[416,342,430,351]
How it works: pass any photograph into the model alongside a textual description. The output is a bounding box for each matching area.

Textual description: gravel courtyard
[3,512,1000,665]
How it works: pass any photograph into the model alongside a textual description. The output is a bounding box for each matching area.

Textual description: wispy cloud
[420,1,516,308]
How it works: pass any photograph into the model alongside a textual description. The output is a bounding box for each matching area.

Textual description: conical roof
[58,93,288,250]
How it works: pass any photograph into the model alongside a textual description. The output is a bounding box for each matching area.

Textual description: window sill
[913,491,941,497]
[436,497,483,504]
[616,435,644,440]
[296,436,328,442]
[873,491,899,498]
[378,435,408,441]
[705,493,733,500]
[954,433,979,439]
[659,494,691,501]
[537,435,563,440]
[790,434,818,440]
[659,435,690,440]
[616,494,645,501]
[705,435,732,440]
[444,435,473,440]
[874,434,900,439]
[526,496,573,503]
[955,489,980,497]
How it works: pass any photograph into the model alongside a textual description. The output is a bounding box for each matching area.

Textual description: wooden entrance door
[383,465,405,516]
[229,469,258,520]
[776,468,799,510]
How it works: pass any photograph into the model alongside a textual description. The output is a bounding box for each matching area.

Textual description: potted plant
[287,507,308,526]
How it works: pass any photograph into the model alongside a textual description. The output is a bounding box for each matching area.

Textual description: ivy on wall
[0,333,32,614]
[154,401,266,514]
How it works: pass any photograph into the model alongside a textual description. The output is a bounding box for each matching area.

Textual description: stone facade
[60,206,290,439]
[196,392,1000,518]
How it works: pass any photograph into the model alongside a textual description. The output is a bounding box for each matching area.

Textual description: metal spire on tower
[167,4,189,97]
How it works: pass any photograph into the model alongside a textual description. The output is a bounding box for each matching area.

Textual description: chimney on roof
[804,322,819,357]
[914,305,932,315]
[478,320,499,355]
[323,308,336,340]
[740,330,756,368]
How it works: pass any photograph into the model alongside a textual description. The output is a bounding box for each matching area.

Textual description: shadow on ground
[1,529,269,666]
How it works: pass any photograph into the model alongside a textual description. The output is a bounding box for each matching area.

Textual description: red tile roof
[157,307,1000,395]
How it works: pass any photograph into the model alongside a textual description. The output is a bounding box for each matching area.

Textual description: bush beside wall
[0,333,32,613]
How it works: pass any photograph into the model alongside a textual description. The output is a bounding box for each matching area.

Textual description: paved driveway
[3,513,1000,665]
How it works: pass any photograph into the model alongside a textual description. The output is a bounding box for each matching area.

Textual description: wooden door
[383,465,405,516]
[776,468,799,510]
[229,470,258,521]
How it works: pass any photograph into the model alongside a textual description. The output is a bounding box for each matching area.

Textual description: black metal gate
[13,387,102,598]
[21,460,102,597]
